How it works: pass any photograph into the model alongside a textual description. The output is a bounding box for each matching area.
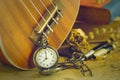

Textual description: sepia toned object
[66,28,90,52]
[0,0,80,70]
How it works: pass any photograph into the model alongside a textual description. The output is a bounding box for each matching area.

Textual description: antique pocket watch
[33,45,59,74]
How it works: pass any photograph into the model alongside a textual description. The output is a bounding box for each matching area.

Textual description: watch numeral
[52,60,54,62]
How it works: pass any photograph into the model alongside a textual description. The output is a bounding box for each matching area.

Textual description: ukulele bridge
[29,0,64,44]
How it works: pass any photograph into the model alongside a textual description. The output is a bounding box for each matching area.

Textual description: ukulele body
[0,0,80,70]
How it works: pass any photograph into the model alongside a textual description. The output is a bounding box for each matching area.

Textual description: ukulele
[0,0,80,70]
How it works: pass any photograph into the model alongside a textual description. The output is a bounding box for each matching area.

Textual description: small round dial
[33,46,59,69]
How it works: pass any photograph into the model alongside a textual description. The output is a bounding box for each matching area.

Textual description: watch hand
[45,51,48,60]
[42,51,48,62]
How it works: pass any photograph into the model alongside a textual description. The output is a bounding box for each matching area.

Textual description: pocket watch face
[33,46,59,69]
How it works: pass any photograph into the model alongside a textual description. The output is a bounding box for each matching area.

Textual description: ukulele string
[39,0,58,25]
[19,0,47,38]
[29,0,46,22]
[48,0,63,17]
[19,0,39,26]
[48,0,56,9]
[39,0,52,17]
[29,0,53,33]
